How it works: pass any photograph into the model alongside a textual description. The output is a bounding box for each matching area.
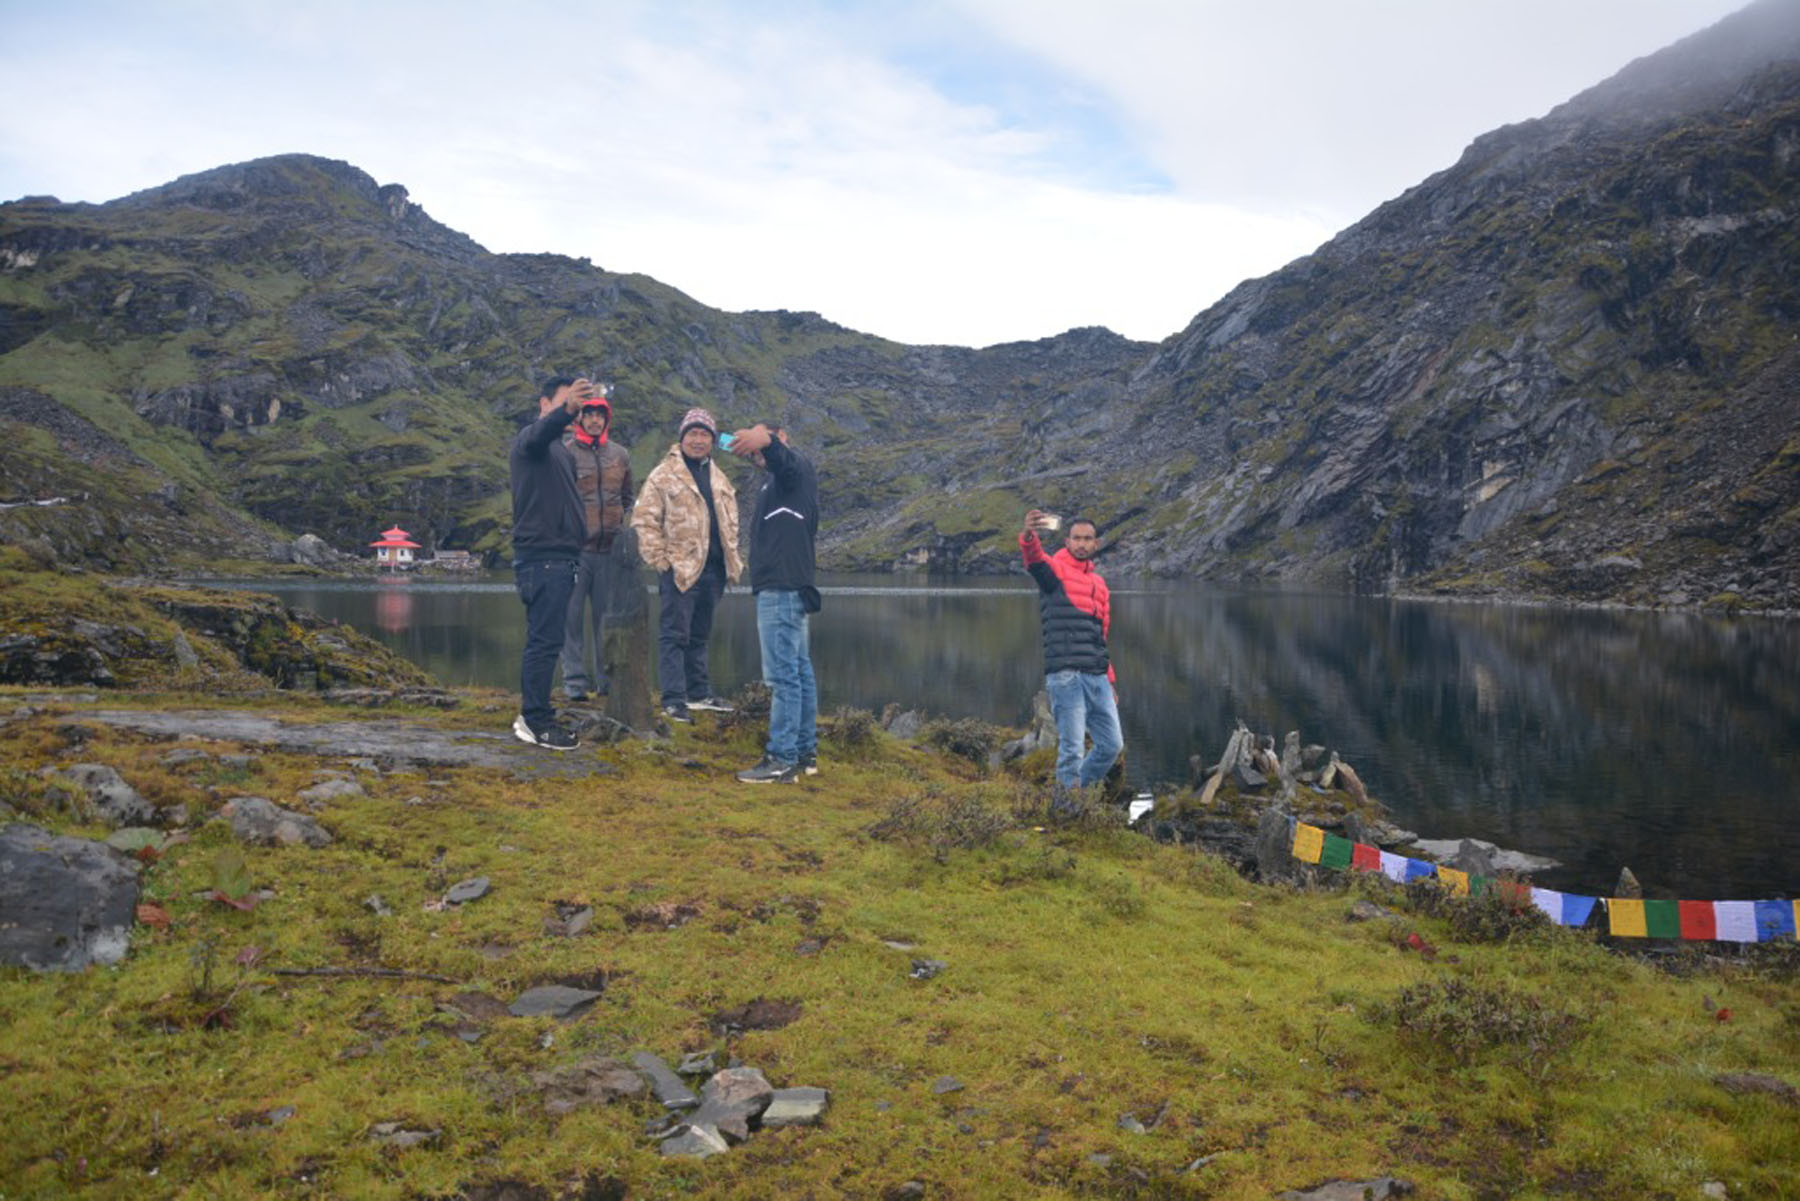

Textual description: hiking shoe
[735,755,798,784]
[661,703,692,724]
[688,695,736,713]
[513,715,579,751]
[799,753,819,776]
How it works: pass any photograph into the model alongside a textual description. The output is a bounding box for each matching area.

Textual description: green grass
[0,643,1795,1198]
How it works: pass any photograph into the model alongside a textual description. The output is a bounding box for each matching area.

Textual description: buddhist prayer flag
[1643,899,1681,939]
[1755,900,1797,941]
[1283,820,1795,943]
[1679,900,1716,941]
[1714,901,1759,942]
[1530,888,1598,928]
[1609,898,1647,937]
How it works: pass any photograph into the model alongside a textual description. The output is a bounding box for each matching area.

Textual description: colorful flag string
[1288,821,1797,942]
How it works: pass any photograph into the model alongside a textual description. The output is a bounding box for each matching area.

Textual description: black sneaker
[661,703,692,724]
[736,755,798,784]
[688,696,736,713]
[513,715,579,751]
[799,753,819,776]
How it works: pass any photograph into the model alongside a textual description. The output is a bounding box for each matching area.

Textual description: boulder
[42,763,158,827]
[220,796,333,848]
[0,823,141,971]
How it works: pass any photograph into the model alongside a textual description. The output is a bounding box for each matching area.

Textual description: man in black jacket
[726,422,820,783]
[507,375,593,750]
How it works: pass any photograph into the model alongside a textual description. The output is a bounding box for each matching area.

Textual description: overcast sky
[0,0,1750,347]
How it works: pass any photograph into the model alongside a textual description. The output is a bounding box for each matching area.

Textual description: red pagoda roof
[369,526,421,549]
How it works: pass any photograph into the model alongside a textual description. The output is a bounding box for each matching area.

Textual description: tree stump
[602,526,655,733]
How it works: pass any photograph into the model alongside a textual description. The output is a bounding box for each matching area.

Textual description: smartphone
[718,432,736,450]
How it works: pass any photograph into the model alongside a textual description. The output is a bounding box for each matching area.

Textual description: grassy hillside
[0,568,1794,1199]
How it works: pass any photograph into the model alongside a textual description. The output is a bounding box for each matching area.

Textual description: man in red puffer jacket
[1021,509,1123,795]
[559,388,633,702]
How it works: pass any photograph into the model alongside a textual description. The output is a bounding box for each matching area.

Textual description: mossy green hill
[2,3,1798,610]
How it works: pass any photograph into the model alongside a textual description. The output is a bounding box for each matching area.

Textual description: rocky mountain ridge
[1,0,1796,610]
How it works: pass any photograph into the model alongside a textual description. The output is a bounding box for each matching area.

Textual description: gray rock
[659,1123,731,1158]
[632,1051,700,1110]
[0,823,141,971]
[445,876,490,904]
[1410,837,1558,875]
[368,1122,440,1148]
[1348,899,1402,923]
[290,533,343,567]
[761,1086,830,1128]
[885,1184,926,1201]
[43,763,157,827]
[1117,1114,1147,1134]
[677,1050,719,1076]
[1254,807,1300,883]
[1616,866,1643,899]
[508,985,602,1019]
[884,709,924,740]
[930,1076,964,1095]
[1277,1178,1413,1201]
[364,894,392,917]
[910,958,947,980]
[220,796,333,848]
[690,1067,773,1142]
[529,1055,644,1115]
[298,777,365,805]
[159,747,214,767]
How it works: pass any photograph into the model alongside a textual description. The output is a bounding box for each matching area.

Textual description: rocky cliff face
[1,0,1796,610]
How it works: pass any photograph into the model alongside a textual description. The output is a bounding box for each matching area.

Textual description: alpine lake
[214,572,1800,903]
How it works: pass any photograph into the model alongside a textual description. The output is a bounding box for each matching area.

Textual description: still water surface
[223,573,1799,901]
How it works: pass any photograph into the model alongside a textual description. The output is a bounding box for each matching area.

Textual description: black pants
[515,558,576,730]
[657,560,725,705]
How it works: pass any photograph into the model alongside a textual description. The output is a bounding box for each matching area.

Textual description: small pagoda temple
[369,525,422,570]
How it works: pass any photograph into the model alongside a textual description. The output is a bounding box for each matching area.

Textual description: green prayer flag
[1320,834,1353,870]
[1643,899,1681,939]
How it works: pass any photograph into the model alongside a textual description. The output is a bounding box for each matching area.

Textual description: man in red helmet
[559,385,633,703]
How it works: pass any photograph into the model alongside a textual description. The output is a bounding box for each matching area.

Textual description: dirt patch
[624,901,701,931]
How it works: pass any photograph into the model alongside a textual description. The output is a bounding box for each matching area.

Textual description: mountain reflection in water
[221,573,1798,900]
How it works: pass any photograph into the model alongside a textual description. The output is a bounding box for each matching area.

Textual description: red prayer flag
[1679,900,1717,941]
[1351,843,1381,872]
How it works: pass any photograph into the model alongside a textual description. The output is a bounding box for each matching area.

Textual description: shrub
[920,717,1002,767]
[868,789,1013,861]
[1389,977,1586,1075]
[1446,882,1552,944]
[825,705,877,751]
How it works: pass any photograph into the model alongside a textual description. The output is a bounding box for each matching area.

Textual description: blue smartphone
[718,432,736,450]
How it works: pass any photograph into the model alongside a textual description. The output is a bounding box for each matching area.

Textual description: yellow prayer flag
[1609,899,1648,938]
[1436,867,1469,896]
[1292,823,1324,864]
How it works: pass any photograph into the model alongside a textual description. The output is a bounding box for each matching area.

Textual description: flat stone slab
[508,985,603,1019]
[633,1051,700,1110]
[762,1086,830,1128]
[78,711,617,778]
[0,823,140,971]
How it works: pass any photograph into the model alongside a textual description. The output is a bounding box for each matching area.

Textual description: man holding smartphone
[508,376,593,750]
[1021,509,1122,797]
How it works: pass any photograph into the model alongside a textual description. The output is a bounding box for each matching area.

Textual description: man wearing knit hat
[630,407,743,723]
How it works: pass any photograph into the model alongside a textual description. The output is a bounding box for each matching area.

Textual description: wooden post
[602,525,655,733]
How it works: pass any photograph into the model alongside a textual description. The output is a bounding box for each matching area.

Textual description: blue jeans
[657,561,725,705]
[1045,669,1123,788]
[559,549,615,696]
[515,558,577,731]
[756,589,817,765]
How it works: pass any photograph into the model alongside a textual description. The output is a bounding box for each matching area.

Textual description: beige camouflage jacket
[630,444,743,592]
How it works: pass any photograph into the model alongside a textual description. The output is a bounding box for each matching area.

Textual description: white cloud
[0,0,1758,347]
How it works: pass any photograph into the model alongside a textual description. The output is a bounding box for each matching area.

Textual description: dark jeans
[515,558,577,731]
[559,549,615,696]
[657,561,726,706]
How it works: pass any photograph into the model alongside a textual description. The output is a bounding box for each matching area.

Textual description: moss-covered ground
[1,680,1796,1201]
